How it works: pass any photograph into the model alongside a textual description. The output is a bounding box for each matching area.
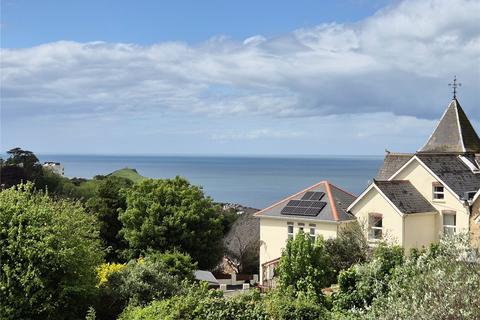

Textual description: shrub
[333,243,404,312]
[366,235,480,320]
[96,252,192,320]
[0,183,104,320]
[276,232,334,301]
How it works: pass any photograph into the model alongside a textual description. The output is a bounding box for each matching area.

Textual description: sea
[35,154,383,209]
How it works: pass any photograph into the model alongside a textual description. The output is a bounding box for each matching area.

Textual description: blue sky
[1,0,479,155]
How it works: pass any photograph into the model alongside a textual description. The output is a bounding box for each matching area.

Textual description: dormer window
[459,155,480,173]
[432,182,444,201]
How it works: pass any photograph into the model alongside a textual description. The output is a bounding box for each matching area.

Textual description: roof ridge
[324,181,340,221]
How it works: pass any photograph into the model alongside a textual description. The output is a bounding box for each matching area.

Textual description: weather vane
[448,76,461,99]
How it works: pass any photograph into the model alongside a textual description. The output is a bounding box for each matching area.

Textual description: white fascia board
[347,182,404,218]
[347,182,376,213]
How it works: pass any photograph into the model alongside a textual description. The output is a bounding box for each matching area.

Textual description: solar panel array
[281,191,327,216]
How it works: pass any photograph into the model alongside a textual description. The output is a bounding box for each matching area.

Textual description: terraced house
[256,95,480,285]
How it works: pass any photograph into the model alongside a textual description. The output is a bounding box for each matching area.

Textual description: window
[443,211,456,235]
[287,222,294,239]
[309,224,316,241]
[298,223,305,233]
[368,213,383,240]
[433,183,445,200]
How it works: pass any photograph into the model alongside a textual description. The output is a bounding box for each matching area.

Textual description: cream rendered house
[255,181,357,286]
[348,97,480,251]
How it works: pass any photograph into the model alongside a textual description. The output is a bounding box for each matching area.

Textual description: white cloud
[1,0,479,124]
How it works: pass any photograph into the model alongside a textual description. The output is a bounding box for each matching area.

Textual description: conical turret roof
[418,98,480,154]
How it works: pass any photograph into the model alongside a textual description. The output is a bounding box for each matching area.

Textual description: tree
[1,148,43,187]
[325,223,369,278]
[366,235,480,320]
[333,243,404,312]
[276,232,334,301]
[0,183,104,320]
[86,176,133,262]
[119,177,224,269]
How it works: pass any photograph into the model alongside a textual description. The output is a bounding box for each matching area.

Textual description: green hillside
[108,168,146,183]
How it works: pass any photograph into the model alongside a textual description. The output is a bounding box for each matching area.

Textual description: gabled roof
[374,180,437,214]
[418,98,480,153]
[376,153,413,180]
[254,181,356,222]
[416,154,480,199]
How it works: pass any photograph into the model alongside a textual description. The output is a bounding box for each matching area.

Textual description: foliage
[325,223,369,278]
[108,168,146,183]
[119,282,330,320]
[97,263,127,287]
[333,243,404,312]
[0,183,104,320]
[144,250,197,280]
[85,307,97,320]
[96,253,190,320]
[276,232,334,301]
[119,177,224,269]
[365,235,480,320]
[86,176,133,261]
[0,147,43,187]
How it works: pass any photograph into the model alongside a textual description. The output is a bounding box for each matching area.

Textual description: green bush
[0,183,104,320]
[119,177,224,269]
[119,284,267,320]
[366,235,480,320]
[96,252,193,320]
[276,232,334,301]
[333,243,404,312]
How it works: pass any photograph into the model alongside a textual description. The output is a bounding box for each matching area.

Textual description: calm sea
[35,155,382,209]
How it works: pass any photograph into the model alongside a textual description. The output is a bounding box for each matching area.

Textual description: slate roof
[254,181,356,222]
[417,154,480,199]
[418,98,480,153]
[375,180,437,214]
[376,153,413,180]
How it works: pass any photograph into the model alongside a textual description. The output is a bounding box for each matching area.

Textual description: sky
[1,0,479,155]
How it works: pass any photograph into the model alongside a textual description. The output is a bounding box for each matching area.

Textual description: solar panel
[301,191,325,201]
[281,199,327,216]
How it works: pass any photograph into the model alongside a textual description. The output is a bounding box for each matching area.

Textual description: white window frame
[309,224,316,241]
[298,223,305,233]
[287,222,294,240]
[432,183,445,201]
[442,211,456,235]
[368,213,383,241]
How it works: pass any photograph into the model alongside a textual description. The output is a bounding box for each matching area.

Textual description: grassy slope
[107,168,146,183]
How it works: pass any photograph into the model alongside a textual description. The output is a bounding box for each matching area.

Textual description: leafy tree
[333,243,404,312]
[0,183,104,320]
[145,250,197,280]
[119,177,224,269]
[366,235,480,320]
[276,232,334,301]
[1,147,43,187]
[86,176,133,261]
[325,223,369,279]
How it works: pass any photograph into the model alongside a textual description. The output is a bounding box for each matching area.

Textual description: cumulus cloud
[1,0,479,123]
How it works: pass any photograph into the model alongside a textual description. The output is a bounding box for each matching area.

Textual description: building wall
[258,217,339,283]
[403,213,437,251]
[350,187,404,245]
[393,160,469,236]
[471,198,480,249]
